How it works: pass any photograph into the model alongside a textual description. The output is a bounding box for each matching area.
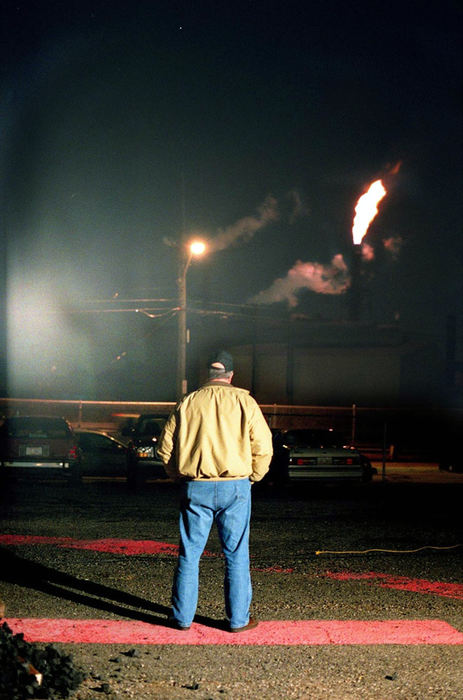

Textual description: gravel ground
[0,474,462,699]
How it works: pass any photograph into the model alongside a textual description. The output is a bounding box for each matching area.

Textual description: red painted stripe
[4,618,463,645]
[65,539,182,556]
[0,534,221,558]
[0,534,179,555]
[0,535,77,546]
[325,571,463,600]
[0,534,186,557]
[378,581,463,599]
[0,534,285,566]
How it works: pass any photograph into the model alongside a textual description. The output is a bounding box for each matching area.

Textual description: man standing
[157,350,273,632]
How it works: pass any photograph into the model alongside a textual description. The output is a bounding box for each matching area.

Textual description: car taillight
[332,457,358,465]
[68,446,78,460]
[137,446,155,458]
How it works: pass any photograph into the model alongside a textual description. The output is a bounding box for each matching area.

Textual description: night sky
[1,1,462,399]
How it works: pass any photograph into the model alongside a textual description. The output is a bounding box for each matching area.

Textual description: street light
[176,239,207,399]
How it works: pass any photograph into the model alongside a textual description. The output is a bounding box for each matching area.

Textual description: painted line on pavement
[325,571,463,600]
[0,534,285,566]
[4,618,462,645]
[0,534,185,557]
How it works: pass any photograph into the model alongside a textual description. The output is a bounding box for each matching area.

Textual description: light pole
[176,240,206,399]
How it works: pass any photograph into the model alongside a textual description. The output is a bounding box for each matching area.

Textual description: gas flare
[352,179,387,245]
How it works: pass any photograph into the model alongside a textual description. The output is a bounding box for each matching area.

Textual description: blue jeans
[172,478,252,629]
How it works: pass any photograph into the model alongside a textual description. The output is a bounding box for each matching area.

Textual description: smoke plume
[248,254,350,307]
[361,242,375,261]
[287,190,309,223]
[209,195,279,252]
[383,235,403,259]
[164,192,307,253]
[358,235,403,262]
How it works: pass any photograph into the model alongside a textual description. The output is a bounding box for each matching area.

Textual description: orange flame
[352,179,387,245]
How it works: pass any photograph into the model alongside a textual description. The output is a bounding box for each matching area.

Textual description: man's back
[158,381,272,482]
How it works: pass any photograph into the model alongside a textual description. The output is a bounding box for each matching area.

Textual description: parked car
[74,429,129,478]
[0,415,82,483]
[267,428,374,485]
[123,413,168,486]
[262,429,292,486]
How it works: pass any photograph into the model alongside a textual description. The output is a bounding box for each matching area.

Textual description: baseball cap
[208,350,233,372]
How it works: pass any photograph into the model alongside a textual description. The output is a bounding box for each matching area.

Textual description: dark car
[262,429,291,486]
[266,428,375,485]
[123,413,168,487]
[0,415,81,483]
[75,429,129,478]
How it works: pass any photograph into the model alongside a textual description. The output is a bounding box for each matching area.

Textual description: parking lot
[0,466,462,699]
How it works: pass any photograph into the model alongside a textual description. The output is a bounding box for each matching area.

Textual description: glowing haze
[352,179,387,245]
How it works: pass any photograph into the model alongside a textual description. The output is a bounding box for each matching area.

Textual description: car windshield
[283,429,346,448]
[1,418,71,439]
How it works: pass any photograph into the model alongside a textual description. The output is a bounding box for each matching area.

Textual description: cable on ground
[315,543,462,555]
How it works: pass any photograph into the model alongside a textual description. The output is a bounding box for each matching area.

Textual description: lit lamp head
[189,240,206,257]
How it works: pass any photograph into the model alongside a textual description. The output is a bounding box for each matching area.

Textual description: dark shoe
[168,616,191,631]
[229,617,258,633]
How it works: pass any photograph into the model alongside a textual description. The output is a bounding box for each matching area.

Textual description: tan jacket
[157,381,273,482]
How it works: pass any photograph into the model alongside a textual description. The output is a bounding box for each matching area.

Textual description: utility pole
[175,240,207,400]
[176,246,189,399]
[174,173,207,399]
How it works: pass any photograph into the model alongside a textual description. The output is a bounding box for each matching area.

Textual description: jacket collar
[201,379,234,389]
